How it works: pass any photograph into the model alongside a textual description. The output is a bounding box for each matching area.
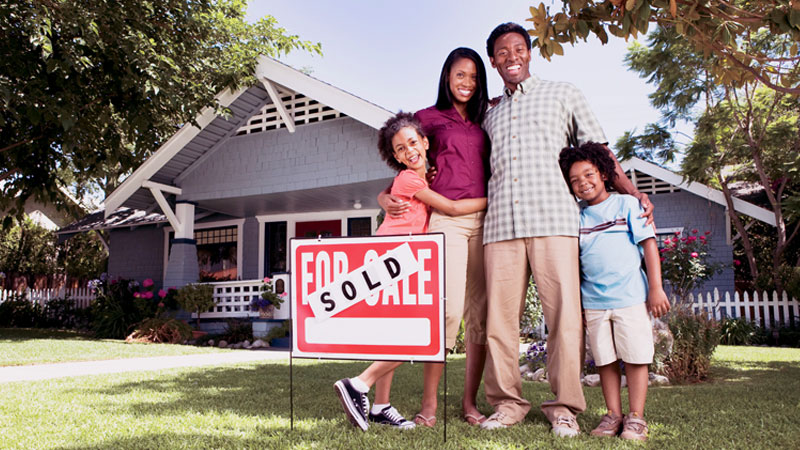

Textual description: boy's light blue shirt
[579,194,655,310]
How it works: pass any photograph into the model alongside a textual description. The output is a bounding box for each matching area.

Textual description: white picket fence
[688,288,799,329]
[0,287,96,309]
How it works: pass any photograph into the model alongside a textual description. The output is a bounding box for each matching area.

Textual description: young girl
[379,47,491,427]
[558,142,670,441]
[334,112,486,431]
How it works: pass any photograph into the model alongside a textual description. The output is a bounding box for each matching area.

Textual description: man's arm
[603,144,655,226]
[377,183,409,218]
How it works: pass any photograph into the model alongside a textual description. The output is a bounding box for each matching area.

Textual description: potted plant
[265,319,292,348]
[251,277,287,319]
[175,283,215,336]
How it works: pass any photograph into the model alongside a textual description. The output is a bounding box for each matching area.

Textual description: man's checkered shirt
[482,74,607,244]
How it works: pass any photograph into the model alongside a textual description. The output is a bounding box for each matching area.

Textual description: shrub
[0,298,44,327]
[525,340,547,371]
[222,319,253,343]
[176,284,215,328]
[452,320,466,354]
[660,229,724,305]
[719,317,758,345]
[90,278,154,339]
[43,298,92,330]
[520,277,543,339]
[664,310,720,383]
[265,319,292,344]
[126,317,192,344]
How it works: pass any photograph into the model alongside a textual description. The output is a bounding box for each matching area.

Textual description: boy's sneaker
[552,415,581,437]
[590,412,623,437]
[620,414,648,441]
[368,405,416,429]
[333,379,369,431]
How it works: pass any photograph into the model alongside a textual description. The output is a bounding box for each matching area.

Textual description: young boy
[558,142,670,441]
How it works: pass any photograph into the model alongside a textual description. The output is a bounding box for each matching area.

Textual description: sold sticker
[290,234,445,362]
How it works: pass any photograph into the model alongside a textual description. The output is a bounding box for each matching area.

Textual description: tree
[616,27,800,292]
[1,0,320,223]
[526,1,800,95]
[0,218,59,288]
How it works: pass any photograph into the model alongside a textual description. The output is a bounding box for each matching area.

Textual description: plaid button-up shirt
[482,75,607,244]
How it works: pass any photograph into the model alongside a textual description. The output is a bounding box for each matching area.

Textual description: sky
[246,0,664,146]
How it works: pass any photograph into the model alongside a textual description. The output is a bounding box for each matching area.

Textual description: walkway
[0,350,289,383]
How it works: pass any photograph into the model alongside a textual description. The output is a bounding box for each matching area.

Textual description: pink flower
[133,292,141,298]
[681,237,687,242]
[143,291,154,299]
[158,289,167,298]
[142,278,154,288]
[699,236,706,241]
[263,277,271,283]
[691,229,698,234]
[705,230,712,235]
[660,248,670,253]
[158,302,165,308]
[664,238,672,245]
[734,259,742,266]
[675,231,682,236]
[691,252,699,258]
[687,236,697,242]
[279,292,288,298]
[660,257,666,262]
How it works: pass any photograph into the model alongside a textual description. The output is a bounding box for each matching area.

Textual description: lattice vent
[236,87,345,135]
[626,169,681,195]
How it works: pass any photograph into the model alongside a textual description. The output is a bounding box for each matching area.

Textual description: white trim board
[161,218,246,284]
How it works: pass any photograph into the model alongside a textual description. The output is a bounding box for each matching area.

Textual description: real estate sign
[289,234,445,362]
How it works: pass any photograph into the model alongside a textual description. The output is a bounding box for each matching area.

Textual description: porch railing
[199,273,290,320]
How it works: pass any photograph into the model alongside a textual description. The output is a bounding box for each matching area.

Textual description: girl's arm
[641,237,670,318]
[413,188,486,216]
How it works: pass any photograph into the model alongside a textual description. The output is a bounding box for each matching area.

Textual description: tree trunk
[719,179,759,282]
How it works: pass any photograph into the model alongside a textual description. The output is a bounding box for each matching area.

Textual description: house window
[348,217,372,236]
[296,220,341,238]
[264,222,287,276]
[655,227,684,247]
[195,226,238,281]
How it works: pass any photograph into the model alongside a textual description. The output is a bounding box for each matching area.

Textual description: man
[479,22,654,436]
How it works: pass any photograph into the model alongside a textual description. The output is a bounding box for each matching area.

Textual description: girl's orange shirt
[376,170,429,235]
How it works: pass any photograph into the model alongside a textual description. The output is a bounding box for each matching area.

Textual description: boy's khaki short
[585,302,654,367]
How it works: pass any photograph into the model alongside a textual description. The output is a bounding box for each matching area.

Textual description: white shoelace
[382,406,408,424]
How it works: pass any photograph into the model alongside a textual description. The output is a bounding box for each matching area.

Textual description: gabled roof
[103,56,393,218]
[620,157,776,226]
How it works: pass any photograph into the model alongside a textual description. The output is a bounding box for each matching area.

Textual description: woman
[379,47,491,426]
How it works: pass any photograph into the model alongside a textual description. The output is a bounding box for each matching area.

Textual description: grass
[0,328,228,366]
[1,343,798,449]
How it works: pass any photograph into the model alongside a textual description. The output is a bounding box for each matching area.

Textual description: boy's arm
[641,237,670,318]
[377,183,409,218]
[414,188,486,216]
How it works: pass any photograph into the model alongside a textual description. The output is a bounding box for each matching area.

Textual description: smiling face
[391,126,429,175]
[568,160,610,205]
[489,32,531,91]
[448,57,478,106]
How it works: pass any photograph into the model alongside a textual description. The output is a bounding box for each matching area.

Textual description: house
[57,56,776,328]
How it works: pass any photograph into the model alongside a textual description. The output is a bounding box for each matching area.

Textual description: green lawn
[0,328,228,366]
[1,342,798,449]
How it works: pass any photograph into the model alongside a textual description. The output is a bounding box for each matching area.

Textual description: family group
[333,22,670,442]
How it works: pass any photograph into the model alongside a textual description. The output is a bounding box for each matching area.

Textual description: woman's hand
[378,191,409,218]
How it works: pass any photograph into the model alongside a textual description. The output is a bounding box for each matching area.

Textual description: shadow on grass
[0,327,95,342]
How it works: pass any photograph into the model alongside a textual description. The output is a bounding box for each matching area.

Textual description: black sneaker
[334,378,369,431]
[368,405,416,429]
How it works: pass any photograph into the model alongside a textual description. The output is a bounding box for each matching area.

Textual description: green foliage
[526,1,800,95]
[42,297,92,330]
[265,319,291,343]
[0,218,58,280]
[221,319,253,343]
[251,277,285,309]
[0,299,44,327]
[665,310,721,383]
[452,320,466,354]
[659,229,724,305]
[175,283,215,328]
[0,0,321,216]
[58,231,107,281]
[126,317,193,344]
[521,277,544,339]
[90,278,155,339]
[719,317,759,346]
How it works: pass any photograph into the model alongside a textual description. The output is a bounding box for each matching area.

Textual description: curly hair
[558,142,618,195]
[377,112,426,172]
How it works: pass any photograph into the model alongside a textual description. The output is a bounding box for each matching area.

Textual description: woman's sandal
[463,413,487,426]
[413,413,437,427]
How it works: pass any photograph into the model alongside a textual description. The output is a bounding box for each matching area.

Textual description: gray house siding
[651,191,734,294]
[242,217,260,280]
[180,117,392,201]
[107,227,165,287]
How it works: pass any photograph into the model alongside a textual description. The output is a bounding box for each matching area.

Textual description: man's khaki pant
[483,236,586,423]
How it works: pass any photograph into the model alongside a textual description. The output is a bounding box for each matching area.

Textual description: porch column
[164,201,199,288]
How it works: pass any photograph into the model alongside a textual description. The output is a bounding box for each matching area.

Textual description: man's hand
[378,192,409,218]
[633,191,655,226]
[426,165,438,185]
[646,287,670,319]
